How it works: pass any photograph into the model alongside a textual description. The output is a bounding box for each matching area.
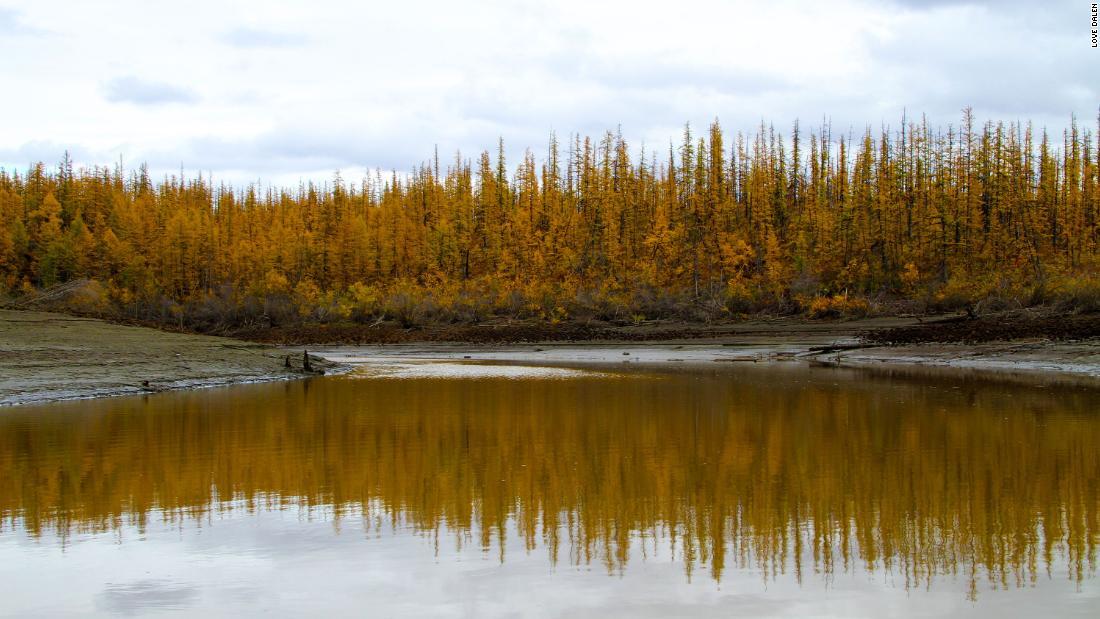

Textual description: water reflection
[1,364,1097,600]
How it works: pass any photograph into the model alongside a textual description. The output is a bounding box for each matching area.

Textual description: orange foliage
[1,111,1098,323]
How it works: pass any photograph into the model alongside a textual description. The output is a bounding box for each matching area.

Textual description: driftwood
[802,343,869,355]
[8,279,92,309]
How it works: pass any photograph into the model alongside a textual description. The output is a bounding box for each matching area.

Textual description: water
[1,362,1097,617]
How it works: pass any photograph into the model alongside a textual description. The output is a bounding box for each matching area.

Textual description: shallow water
[1,362,1098,617]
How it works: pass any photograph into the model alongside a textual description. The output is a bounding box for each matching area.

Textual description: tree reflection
[1,366,1097,598]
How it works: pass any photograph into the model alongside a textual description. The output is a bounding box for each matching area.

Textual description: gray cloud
[1,0,1093,185]
[0,7,44,36]
[889,0,1061,6]
[891,0,1077,32]
[575,62,792,96]
[139,127,435,178]
[103,77,199,105]
[864,2,1094,121]
[221,27,309,48]
[0,141,95,172]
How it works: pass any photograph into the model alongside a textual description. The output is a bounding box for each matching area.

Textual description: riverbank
[234,315,927,345]
[239,310,1100,382]
[308,318,1100,382]
[308,340,1100,382]
[0,309,340,406]
[3,309,1098,407]
[232,308,1100,346]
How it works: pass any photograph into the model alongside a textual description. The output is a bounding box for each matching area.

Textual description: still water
[1,362,1097,617]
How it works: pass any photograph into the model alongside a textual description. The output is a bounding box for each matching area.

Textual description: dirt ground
[234,315,927,345]
[311,337,1100,381]
[300,310,1100,381]
[3,309,1098,407]
[0,310,339,406]
[233,309,1100,347]
[864,312,1100,344]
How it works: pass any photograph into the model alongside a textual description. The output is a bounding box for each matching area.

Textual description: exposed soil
[255,311,1100,383]
[233,311,1100,347]
[4,307,1098,408]
[0,310,341,406]
[236,322,617,345]
[864,312,1100,344]
[232,316,922,346]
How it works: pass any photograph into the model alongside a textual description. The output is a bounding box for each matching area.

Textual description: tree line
[1,109,1098,328]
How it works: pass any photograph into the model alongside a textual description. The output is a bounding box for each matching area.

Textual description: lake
[1,361,1097,617]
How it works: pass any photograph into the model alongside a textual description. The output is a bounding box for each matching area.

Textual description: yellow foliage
[2,112,1098,324]
[807,293,871,319]
[259,269,290,296]
[1046,272,1100,312]
[293,278,321,317]
[900,262,920,294]
[346,281,382,318]
[724,276,757,313]
[62,279,111,315]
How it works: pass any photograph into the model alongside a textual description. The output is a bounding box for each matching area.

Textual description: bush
[345,282,383,323]
[973,295,1022,315]
[723,279,759,314]
[383,281,434,327]
[58,279,112,315]
[629,284,679,320]
[1050,274,1100,313]
[807,293,871,319]
[929,274,990,312]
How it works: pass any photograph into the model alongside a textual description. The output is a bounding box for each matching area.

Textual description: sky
[0,0,1095,185]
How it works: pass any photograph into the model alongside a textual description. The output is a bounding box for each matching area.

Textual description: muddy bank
[234,309,1100,347]
[312,334,1100,382]
[4,307,1096,407]
[0,310,340,406]
[824,339,1100,379]
[865,311,1100,344]
[237,315,926,346]
[256,311,1100,381]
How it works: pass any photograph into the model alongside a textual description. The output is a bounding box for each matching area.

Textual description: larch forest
[2,109,1099,330]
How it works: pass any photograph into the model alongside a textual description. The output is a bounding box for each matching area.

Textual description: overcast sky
[0,0,1095,184]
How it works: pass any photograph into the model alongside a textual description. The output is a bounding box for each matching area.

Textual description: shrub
[929,274,989,312]
[724,278,759,314]
[383,281,432,327]
[1050,274,1100,313]
[346,282,383,323]
[807,293,871,319]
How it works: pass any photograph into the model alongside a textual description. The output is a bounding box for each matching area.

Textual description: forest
[1,109,1099,331]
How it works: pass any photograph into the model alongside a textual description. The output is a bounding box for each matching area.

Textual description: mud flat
[0,309,338,406]
[829,340,1100,378]
[313,330,1100,382]
[4,307,1097,406]
[237,315,925,345]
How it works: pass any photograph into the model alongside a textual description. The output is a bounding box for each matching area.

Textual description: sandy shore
[0,310,339,406]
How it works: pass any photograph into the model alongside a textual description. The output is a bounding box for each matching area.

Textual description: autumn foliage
[2,110,1099,329]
